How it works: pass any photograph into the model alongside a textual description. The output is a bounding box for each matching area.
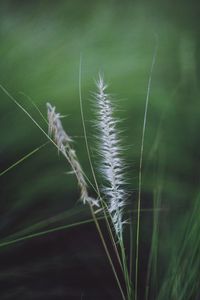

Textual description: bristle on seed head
[95,75,127,235]
[46,102,99,207]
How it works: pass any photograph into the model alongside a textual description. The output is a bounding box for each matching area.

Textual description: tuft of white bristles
[95,75,127,235]
[47,102,99,207]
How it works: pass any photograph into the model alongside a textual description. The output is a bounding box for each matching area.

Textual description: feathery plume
[47,102,99,207]
[95,75,126,235]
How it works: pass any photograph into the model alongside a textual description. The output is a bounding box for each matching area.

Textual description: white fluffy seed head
[95,75,127,235]
[47,102,99,207]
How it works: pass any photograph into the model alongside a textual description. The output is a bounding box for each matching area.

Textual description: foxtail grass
[46,99,127,300]
[1,62,199,300]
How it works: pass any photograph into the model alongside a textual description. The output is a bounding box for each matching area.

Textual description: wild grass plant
[47,76,131,300]
[0,70,199,300]
[0,2,200,299]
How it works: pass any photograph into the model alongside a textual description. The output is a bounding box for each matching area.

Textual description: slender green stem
[135,40,157,300]
[102,202,123,271]
[0,217,100,249]
[119,235,132,299]
[0,142,48,176]
[19,91,49,125]
[89,205,126,300]
[145,185,161,300]
[129,216,134,280]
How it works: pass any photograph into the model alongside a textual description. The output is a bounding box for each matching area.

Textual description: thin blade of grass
[19,91,49,125]
[0,142,48,176]
[0,217,101,249]
[134,37,158,300]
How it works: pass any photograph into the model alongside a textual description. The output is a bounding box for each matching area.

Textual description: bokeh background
[0,0,200,299]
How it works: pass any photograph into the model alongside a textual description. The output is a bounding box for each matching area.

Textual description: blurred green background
[0,0,200,299]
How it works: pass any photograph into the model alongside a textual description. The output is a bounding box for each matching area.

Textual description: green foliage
[0,1,199,299]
